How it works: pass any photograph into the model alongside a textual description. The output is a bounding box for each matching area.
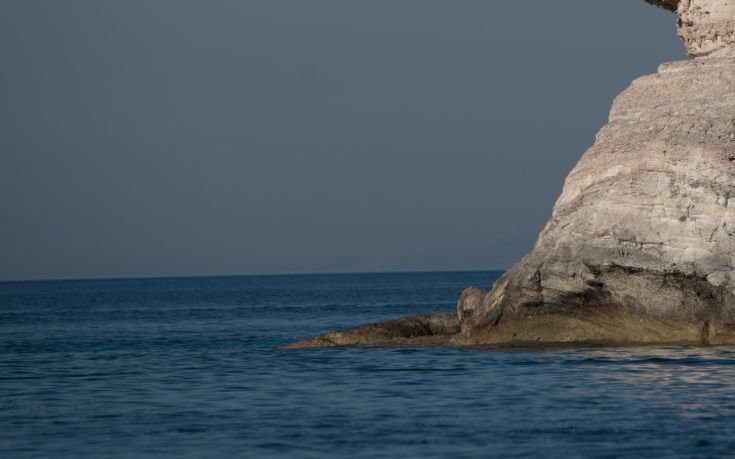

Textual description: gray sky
[1,0,685,281]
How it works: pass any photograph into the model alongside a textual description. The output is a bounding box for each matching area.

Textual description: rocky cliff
[287,0,735,348]
[456,0,735,346]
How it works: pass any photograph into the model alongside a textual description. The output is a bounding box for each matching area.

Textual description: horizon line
[0,267,508,284]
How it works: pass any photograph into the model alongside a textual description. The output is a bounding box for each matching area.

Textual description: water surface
[2,271,735,458]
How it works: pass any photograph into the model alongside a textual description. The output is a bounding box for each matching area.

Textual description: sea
[2,270,735,458]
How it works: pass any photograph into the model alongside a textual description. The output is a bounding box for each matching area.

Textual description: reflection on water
[2,273,735,458]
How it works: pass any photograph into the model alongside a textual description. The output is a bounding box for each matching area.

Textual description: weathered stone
[645,0,680,12]
[454,0,735,346]
[677,0,735,57]
[286,0,735,349]
[457,287,484,334]
[284,312,459,349]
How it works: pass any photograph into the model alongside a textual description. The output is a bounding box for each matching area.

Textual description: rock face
[287,0,735,349]
[677,0,735,57]
[456,0,735,346]
[283,312,459,348]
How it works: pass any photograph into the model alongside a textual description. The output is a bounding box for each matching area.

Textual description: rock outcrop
[454,0,735,346]
[677,0,735,57]
[287,0,735,349]
[283,312,458,349]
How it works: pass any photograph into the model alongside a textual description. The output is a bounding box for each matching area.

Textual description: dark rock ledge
[283,312,459,349]
[285,305,735,349]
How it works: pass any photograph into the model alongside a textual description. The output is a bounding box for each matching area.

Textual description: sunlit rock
[287,0,735,348]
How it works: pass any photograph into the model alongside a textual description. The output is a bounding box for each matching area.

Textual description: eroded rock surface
[678,0,735,57]
[284,312,459,348]
[286,0,735,349]
[455,0,735,346]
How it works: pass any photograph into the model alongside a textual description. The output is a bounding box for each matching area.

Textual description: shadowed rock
[284,312,459,349]
[645,0,679,12]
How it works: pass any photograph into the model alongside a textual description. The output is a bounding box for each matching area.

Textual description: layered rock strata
[287,0,735,349]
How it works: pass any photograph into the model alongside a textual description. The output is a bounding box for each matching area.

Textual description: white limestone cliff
[678,0,735,57]
[288,0,735,348]
[456,0,735,345]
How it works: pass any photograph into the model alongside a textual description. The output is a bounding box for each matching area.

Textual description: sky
[0,0,686,281]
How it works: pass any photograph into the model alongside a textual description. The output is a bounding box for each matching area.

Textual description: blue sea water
[2,270,735,458]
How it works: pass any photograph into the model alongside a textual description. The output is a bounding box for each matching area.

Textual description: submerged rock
[287,0,735,349]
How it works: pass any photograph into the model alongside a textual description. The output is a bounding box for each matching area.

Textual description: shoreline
[284,309,735,349]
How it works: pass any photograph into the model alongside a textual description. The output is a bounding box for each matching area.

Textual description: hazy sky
[1,1,685,281]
